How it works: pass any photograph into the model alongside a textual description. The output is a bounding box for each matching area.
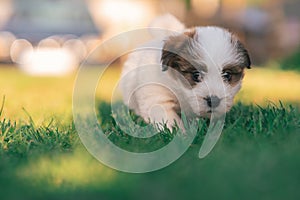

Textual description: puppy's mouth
[207,108,217,113]
[204,109,226,118]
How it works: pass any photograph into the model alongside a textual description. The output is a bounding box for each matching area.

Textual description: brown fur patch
[224,34,251,86]
[230,34,251,69]
[222,65,245,86]
[161,32,206,87]
[167,56,201,87]
[236,40,251,69]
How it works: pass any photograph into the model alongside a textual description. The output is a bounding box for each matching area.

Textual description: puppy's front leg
[140,105,183,131]
[134,85,184,131]
[162,109,184,131]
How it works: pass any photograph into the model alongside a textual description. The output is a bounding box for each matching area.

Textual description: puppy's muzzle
[204,95,221,108]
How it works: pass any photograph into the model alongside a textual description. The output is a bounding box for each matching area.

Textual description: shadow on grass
[0,102,300,200]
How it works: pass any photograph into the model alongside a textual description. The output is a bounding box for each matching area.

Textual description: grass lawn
[0,65,300,200]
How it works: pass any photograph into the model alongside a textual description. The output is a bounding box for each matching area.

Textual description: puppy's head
[161,27,251,117]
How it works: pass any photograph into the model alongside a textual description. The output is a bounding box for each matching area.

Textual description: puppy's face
[161,27,251,117]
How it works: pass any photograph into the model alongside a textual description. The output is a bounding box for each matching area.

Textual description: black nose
[205,95,221,108]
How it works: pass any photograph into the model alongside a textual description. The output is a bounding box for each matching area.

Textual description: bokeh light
[10,39,33,64]
[0,31,15,60]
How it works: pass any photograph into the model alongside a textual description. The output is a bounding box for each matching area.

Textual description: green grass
[0,66,300,199]
[1,101,300,200]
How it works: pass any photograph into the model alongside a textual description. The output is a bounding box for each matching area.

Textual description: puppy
[120,14,251,130]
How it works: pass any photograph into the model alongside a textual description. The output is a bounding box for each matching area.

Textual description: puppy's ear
[236,40,251,69]
[161,29,195,71]
[161,47,177,71]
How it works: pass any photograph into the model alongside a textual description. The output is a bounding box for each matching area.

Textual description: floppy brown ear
[236,40,251,69]
[161,47,178,71]
[161,29,196,71]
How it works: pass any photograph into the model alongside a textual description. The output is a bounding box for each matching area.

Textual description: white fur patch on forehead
[193,27,237,71]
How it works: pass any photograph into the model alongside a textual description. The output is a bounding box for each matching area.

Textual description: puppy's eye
[222,72,232,82]
[192,71,201,82]
[173,62,180,68]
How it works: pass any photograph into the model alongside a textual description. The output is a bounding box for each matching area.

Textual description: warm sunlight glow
[101,0,145,24]
[87,0,155,31]
[192,0,220,18]
[20,48,77,76]
[237,68,300,105]
[16,150,116,189]
[223,0,246,13]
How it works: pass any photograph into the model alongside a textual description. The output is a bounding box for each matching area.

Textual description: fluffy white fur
[120,14,251,129]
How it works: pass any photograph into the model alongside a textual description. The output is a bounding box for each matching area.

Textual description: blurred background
[0,0,299,120]
[0,0,299,73]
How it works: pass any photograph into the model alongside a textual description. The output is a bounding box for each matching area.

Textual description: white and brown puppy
[120,15,251,129]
